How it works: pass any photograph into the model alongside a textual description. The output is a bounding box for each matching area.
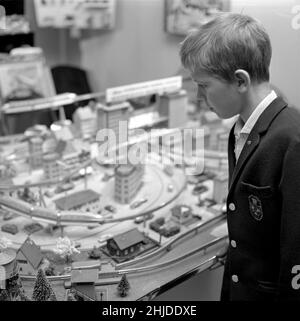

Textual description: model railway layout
[0,81,230,301]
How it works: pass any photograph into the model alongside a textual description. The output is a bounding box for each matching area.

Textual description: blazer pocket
[241,181,274,198]
[257,280,278,293]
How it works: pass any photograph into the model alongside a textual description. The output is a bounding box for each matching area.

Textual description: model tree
[66,289,77,301]
[88,246,101,259]
[32,268,57,301]
[19,291,31,301]
[44,263,56,276]
[117,274,130,297]
[48,292,57,301]
[0,290,10,301]
[6,274,23,299]
[54,237,80,264]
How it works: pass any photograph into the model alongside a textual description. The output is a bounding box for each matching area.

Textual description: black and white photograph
[0,0,300,311]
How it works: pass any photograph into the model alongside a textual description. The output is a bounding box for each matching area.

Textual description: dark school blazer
[221,97,300,301]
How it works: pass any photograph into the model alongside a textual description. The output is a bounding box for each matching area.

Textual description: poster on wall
[165,0,230,36]
[34,0,115,30]
[0,59,55,103]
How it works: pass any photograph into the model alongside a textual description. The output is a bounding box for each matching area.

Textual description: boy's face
[191,69,242,119]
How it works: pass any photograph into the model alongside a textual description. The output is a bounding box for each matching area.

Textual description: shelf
[0,32,34,53]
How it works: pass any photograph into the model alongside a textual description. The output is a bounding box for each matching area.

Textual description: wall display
[0,58,55,103]
[106,77,182,104]
[34,0,115,30]
[165,0,230,35]
[0,15,31,35]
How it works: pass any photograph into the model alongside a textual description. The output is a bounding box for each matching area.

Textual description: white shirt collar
[234,90,277,137]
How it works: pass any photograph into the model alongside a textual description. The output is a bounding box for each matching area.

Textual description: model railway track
[20,233,228,282]
[0,170,187,226]
[2,92,106,114]
[0,159,94,191]
[117,212,226,268]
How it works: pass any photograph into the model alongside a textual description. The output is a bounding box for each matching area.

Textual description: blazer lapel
[228,131,260,192]
[228,124,236,186]
[228,97,288,194]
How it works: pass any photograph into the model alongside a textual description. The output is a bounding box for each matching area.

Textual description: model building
[73,106,97,139]
[0,75,229,301]
[54,189,100,212]
[114,163,144,204]
[159,89,188,128]
[70,265,98,301]
[106,228,145,259]
[28,137,43,169]
[16,237,44,275]
[0,249,18,290]
[97,102,131,139]
[43,153,63,180]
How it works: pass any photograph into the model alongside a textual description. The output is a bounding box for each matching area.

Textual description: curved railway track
[20,214,227,281]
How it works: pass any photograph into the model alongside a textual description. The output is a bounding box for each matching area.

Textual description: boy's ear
[234,69,250,93]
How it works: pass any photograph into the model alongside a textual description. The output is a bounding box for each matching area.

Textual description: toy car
[203,171,216,179]
[104,205,117,213]
[195,174,209,183]
[187,176,201,185]
[44,190,55,198]
[130,198,148,209]
[1,224,18,235]
[163,165,174,177]
[197,198,217,208]
[54,182,75,194]
[134,213,154,224]
[102,173,114,182]
[192,184,208,195]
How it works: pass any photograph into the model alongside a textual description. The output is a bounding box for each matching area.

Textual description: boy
[180,13,300,300]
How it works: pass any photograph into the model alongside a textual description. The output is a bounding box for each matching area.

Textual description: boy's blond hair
[180,13,272,83]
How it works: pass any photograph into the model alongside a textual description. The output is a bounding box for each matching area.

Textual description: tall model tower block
[114,163,144,204]
[97,102,131,140]
[159,89,188,128]
[97,102,131,160]
[43,153,62,181]
[28,137,43,169]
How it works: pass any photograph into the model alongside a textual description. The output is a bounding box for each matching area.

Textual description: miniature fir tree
[0,290,10,301]
[6,273,23,299]
[32,269,56,301]
[117,274,130,297]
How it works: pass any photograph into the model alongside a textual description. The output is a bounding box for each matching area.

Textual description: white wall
[230,0,300,108]
[81,0,300,108]
[25,0,81,67]
[80,0,183,92]
[29,0,300,107]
